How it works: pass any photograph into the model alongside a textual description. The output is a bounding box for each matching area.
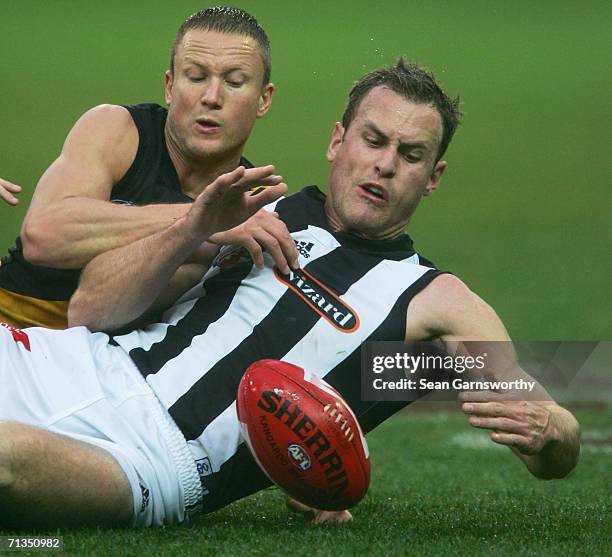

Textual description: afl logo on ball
[287,443,312,471]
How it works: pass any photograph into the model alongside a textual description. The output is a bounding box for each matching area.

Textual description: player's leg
[0,421,133,529]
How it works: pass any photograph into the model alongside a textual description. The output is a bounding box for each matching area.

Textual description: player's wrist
[173,212,214,251]
[530,406,580,478]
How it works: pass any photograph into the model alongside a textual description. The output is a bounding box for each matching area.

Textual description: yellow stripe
[249,185,274,195]
[0,288,68,329]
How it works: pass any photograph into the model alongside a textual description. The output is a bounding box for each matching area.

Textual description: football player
[0,59,580,529]
[0,7,298,329]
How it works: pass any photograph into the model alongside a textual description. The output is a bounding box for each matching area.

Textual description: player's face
[165,30,274,163]
[325,86,446,240]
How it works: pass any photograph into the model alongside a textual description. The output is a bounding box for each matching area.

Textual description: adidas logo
[295,241,314,259]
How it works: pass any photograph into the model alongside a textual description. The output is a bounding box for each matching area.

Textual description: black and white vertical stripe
[112,187,443,512]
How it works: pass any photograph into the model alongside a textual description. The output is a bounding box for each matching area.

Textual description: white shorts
[0,323,203,527]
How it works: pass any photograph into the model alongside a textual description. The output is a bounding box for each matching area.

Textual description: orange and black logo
[274,268,360,333]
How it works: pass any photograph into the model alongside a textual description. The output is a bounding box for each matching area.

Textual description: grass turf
[2,405,610,556]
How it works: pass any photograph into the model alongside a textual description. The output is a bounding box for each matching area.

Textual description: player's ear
[257,82,275,118]
[164,70,174,105]
[424,160,447,196]
[326,123,344,162]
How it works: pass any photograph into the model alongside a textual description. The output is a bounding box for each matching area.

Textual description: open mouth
[359,183,387,204]
[196,118,221,133]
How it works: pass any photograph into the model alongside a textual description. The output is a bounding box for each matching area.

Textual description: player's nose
[374,147,397,178]
[201,78,223,109]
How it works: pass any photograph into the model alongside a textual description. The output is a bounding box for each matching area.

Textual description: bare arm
[20,105,191,269]
[68,166,288,331]
[406,274,580,479]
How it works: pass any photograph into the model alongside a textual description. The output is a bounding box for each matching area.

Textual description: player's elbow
[66,294,85,328]
[20,217,53,266]
[67,292,103,331]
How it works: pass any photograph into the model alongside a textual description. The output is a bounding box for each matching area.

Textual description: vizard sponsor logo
[258,390,350,498]
[274,267,360,333]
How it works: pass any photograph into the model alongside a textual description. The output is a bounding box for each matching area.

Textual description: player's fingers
[225,165,279,190]
[201,165,279,201]
[461,401,519,419]
[251,229,289,274]
[286,498,353,524]
[458,390,508,403]
[312,509,353,524]
[254,213,299,270]
[468,416,525,434]
[229,174,284,197]
[200,166,248,201]
[239,164,277,183]
[0,179,22,193]
[242,237,265,270]
[489,432,532,452]
[245,183,288,213]
[0,188,19,205]
[241,209,298,270]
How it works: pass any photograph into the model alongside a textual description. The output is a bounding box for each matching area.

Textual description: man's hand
[0,178,21,206]
[460,391,555,455]
[186,165,287,239]
[286,497,353,524]
[209,209,299,275]
[69,165,287,332]
[460,390,580,478]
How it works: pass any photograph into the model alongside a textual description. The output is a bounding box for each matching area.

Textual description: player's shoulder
[407,273,507,341]
[62,105,138,177]
[422,273,472,297]
[73,104,135,136]
[412,273,481,320]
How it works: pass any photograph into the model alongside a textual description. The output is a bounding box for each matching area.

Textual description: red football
[237,359,370,511]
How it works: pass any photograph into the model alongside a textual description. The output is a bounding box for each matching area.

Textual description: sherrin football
[237,359,370,511]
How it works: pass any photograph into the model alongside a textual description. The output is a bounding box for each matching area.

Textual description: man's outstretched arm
[68,166,288,332]
[406,273,580,479]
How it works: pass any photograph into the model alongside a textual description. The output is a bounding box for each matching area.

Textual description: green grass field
[0,1,610,555]
[2,405,610,556]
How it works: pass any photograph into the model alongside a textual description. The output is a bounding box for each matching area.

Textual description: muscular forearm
[120,262,210,330]
[68,218,202,331]
[68,166,287,331]
[21,197,191,269]
[515,404,580,479]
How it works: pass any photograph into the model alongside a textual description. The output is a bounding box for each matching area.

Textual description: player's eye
[189,75,206,83]
[365,136,382,147]
[402,151,422,163]
[225,73,247,88]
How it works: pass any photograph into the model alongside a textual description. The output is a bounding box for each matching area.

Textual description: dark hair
[170,7,271,84]
[342,58,461,161]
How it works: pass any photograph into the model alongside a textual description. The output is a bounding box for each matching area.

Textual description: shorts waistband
[147,395,204,514]
[112,347,205,516]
